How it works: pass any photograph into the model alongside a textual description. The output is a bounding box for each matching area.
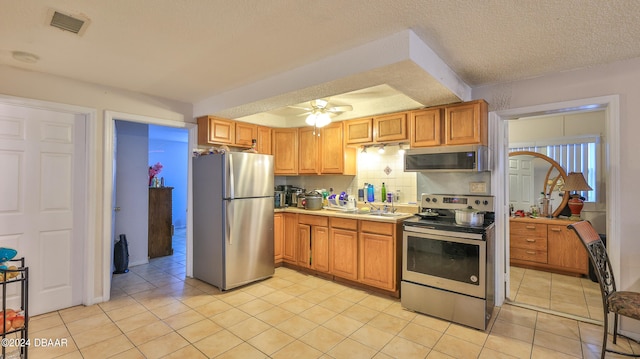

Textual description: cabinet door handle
[550,228,561,232]
[526,250,536,255]
[526,238,536,242]
[525,225,536,229]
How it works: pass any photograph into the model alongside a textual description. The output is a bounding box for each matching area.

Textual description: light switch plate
[470,182,487,193]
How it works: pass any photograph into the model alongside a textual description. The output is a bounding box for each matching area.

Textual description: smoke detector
[47,9,90,36]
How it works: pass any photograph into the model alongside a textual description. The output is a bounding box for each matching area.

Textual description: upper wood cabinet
[298,127,320,174]
[235,122,257,147]
[410,107,443,147]
[320,122,356,175]
[295,122,356,175]
[345,113,408,145]
[410,100,488,148]
[256,126,272,155]
[444,100,488,146]
[197,116,235,145]
[272,128,298,175]
[374,112,408,142]
[197,115,262,148]
[345,118,373,144]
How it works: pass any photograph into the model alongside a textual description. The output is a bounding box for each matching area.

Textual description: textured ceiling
[2,0,640,124]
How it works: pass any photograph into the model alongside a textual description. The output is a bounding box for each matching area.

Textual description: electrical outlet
[470,182,487,193]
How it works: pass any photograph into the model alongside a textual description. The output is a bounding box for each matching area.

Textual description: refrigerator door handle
[228,154,235,199]
[226,200,233,245]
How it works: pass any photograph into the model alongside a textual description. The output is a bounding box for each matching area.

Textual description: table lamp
[563,172,592,220]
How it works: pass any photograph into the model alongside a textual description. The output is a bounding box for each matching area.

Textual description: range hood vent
[48,9,90,35]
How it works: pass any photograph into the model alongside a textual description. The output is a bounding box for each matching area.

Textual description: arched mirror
[508,151,569,218]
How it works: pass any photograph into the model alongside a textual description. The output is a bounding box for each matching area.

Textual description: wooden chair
[567,221,640,358]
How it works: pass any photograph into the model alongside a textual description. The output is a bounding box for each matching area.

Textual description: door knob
[114,207,121,212]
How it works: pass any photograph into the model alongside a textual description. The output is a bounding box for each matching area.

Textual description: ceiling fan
[290,99,353,128]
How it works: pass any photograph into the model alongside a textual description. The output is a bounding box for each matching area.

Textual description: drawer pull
[525,250,536,255]
[526,238,536,242]
[525,225,536,229]
[550,228,561,232]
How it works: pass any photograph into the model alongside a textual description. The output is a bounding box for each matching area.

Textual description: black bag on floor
[114,234,130,274]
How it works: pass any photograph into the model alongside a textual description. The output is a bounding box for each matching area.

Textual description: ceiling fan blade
[287,105,312,111]
[327,105,353,113]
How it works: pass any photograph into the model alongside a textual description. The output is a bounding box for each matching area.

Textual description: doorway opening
[104,111,196,301]
[493,95,620,322]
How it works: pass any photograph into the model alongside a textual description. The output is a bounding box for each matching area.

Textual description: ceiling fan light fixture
[305,113,318,126]
[305,111,332,128]
[316,113,331,127]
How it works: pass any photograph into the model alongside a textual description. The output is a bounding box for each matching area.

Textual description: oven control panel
[421,194,494,211]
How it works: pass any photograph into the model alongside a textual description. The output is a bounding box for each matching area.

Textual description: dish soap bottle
[367,183,375,202]
[381,182,387,202]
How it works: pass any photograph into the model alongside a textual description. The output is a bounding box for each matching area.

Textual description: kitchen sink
[366,212,406,217]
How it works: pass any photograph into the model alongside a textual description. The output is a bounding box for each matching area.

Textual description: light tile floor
[26,229,640,358]
[509,266,604,322]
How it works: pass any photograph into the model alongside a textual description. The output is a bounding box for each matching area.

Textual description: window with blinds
[510,137,598,202]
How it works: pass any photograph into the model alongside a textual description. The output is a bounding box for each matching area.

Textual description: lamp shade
[563,172,592,192]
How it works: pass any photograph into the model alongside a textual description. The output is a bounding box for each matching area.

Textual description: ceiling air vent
[47,9,90,36]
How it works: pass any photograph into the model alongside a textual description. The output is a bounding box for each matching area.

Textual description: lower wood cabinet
[510,218,589,275]
[297,214,329,272]
[329,218,358,281]
[547,224,589,274]
[274,213,283,262]
[311,226,330,272]
[297,224,312,267]
[510,220,547,264]
[359,221,396,291]
[275,213,400,294]
[282,213,298,264]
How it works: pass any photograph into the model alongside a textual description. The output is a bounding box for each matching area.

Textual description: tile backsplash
[276,144,418,204]
[355,145,417,203]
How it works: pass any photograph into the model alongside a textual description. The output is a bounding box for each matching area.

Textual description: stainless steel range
[401,194,495,331]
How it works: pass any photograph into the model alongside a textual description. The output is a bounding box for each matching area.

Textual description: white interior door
[509,157,535,212]
[0,104,84,315]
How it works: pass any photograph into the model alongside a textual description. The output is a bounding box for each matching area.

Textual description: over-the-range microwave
[404,145,490,172]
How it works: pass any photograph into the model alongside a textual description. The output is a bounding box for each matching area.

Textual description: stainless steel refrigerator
[192,152,274,290]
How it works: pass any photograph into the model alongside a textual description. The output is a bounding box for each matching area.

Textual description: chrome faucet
[368,202,381,212]
[383,204,398,213]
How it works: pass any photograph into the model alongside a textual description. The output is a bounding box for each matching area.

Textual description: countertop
[510,216,579,225]
[274,206,416,223]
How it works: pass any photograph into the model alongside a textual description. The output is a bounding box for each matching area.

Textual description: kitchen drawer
[330,217,358,231]
[510,222,547,237]
[360,220,393,236]
[298,214,329,227]
[511,247,547,263]
[510,235,547,251]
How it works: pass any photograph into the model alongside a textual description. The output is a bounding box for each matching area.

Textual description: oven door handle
[403,226,485,241]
